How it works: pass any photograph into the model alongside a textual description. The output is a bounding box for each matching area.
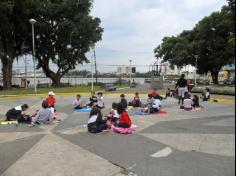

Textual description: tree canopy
[0,0,103,89]
[29,0,103,86]
[0,0,33,89]
[154,3,235,84]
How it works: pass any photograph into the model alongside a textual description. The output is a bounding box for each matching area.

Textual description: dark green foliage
[154,3,235,84]
[31,0,103,86]
[0,0,103,88]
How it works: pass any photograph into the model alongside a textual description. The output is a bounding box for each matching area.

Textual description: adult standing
[176,74,188,105]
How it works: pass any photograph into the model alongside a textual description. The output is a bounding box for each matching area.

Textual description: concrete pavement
[0,95,235,176]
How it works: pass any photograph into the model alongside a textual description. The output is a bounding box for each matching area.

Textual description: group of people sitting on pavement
[3,74,212,134]
[73,91,105,110]
[5,91,58,126]
[85,88,164,134]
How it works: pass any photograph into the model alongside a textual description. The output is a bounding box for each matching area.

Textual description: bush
[191,86,235,95]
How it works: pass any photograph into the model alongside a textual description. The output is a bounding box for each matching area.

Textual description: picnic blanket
[111,124,136,135]
[75,107,92,113]
[134,109,167,116]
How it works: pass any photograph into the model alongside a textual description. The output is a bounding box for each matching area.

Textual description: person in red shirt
[151,88,158,97]
[46,91,56,110]
[115,103,132,128]
[151,88,163,100]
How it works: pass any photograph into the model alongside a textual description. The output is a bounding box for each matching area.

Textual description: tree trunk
[210,69,219,85]
[1,57,13,90]
[51,76,62,87]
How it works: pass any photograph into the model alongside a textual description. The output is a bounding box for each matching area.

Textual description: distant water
[9,77,146,86]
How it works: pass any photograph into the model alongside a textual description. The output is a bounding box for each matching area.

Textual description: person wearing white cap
[46,91,56,113]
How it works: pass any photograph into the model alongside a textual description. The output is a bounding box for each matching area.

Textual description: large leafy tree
[0,0,103,89]
[227,0,235,46]
[0,0,32,89]
[31,0,103,86]
[192,6,234,84]
[154,4,235,84]
[154,30,196,69]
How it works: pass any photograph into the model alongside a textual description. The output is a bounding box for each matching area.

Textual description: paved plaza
[0,94,235,176]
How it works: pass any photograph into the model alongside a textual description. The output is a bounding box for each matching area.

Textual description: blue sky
[8,0,227,73]
[90,0,227,72]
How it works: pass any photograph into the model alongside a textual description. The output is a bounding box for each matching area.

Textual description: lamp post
[90,45,97,91]
[194,55,198,86]
[90,45,97,85]
[129,59,132,86]
[29,19,37,93]
[93,48,98,84]
[91,56,94,92]
[24,54,28,89]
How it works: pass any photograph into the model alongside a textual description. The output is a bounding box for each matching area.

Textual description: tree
[192,6,235,84]
[0,0,32,89]
[227,0,235,47]
[31,0,103,86]
[154,5,235,84]
[154,31,196,69]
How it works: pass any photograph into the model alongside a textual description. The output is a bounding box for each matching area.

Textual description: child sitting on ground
[149,95,162,114]
[87,91,98,107]
[151,88,163,100]
[120,94,128,109]
[202,88,211,101]
[192,95,204,109]
[6,104,31,123]
[114,103,132,128]
[87,107,108,133]
[96,92,105,109]
[107,103,120,122]
[183,92,193,111]
[73,94,84,110]
[129,92,142,107]
[141,94,153,113]
[30,101,53,126]
[192,95,200,108]
[46,91,56,112]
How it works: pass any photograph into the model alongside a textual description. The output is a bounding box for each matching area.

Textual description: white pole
[25,54,28,89]
[129,60,132,86]
[195,56,198,86]
[91,54,94,92]
[30,19,37,93]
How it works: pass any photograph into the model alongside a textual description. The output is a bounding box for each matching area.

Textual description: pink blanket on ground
[111,125,136,135]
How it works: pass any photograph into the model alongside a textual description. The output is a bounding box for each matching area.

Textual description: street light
[93,48,98,84]
[129,59,132,86]
[194,55,198,86]
[91,54,94,92]
[24,54,28,89]
[29,19,37,93]
[90,45,98,84]
[22,46,29,89]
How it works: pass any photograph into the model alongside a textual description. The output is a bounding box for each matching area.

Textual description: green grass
[0,86,102,95]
